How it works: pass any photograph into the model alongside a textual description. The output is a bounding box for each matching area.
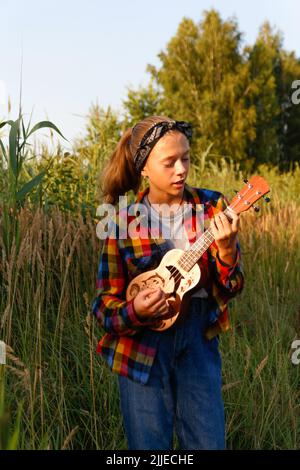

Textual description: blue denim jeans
[117,298,225,450]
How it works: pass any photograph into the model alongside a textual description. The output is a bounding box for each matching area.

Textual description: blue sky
[1,0,299,148]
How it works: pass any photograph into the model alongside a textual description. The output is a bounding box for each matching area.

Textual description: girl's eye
[162,161,175,167]
[163,156,189,167]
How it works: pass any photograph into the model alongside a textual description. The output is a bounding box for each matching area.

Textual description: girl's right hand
[133,287,170,321]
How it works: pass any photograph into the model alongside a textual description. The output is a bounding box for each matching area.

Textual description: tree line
[122,9,300,170]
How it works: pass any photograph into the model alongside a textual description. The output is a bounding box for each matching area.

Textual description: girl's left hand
[210,211,240,264]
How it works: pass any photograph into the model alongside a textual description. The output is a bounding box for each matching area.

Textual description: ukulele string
[160,184,256,294]
[161,230,214,294]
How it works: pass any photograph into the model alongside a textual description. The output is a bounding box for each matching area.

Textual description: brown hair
[100,115,174,205]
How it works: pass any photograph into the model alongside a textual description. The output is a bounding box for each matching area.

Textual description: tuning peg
[233,189,239,194]
[253,205,260,212]
[264,196,271,203]
[243,178,248,184]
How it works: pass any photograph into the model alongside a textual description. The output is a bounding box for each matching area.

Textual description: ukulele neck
[177,206,234,272]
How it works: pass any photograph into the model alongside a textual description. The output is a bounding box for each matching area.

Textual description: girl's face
[141,131,190,204]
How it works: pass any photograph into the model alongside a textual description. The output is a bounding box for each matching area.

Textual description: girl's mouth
[172,179,185,188]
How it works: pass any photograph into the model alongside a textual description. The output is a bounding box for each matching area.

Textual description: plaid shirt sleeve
[208,193,244,302]
[92,233,156,336]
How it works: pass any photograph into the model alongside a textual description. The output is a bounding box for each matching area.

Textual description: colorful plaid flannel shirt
[92,183,244,384]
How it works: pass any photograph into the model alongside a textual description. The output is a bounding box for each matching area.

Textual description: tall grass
[0,161,299,449]
[223,200,300,449]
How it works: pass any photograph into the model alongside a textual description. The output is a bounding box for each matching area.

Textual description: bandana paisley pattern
[133,120,193,172]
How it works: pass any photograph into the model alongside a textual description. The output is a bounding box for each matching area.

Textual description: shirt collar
[133,183,201,208]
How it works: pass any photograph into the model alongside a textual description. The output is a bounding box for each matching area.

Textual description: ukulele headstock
[229,176,270,215]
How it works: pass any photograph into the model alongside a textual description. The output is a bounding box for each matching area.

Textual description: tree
[147,10,257,167]
[124,9,300,169]
[122,79,163,127]
[247,22,300,168]
[74,103,122,205]
[247,23,283,166]
[279,49,300,168]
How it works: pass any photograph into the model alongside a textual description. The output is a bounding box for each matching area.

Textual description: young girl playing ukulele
[92,115,244,450]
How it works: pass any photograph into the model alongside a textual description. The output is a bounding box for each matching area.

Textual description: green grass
[0,161,299,449]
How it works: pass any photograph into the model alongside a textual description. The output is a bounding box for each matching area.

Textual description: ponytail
[100,115,174,205]
[100,128,141,205]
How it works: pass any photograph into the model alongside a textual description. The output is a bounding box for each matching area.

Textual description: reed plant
[0,156,299,449]
[0,114,65,259]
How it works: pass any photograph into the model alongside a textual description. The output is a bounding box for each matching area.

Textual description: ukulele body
[126,248,201,331]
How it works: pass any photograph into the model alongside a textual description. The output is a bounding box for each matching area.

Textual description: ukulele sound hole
[166,265,183,291]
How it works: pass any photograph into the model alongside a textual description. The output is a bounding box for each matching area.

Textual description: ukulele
[126,176,270,331]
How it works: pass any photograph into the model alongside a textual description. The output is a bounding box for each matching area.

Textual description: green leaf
[16,170,46,201]
[21,119,26,141]
[0,139,7,162]
[19,114,34,153]
[27,121,68,141]
[9,119,21,177]
[7,426,19,450]
[0,120,14,129]
[7,403,22,450]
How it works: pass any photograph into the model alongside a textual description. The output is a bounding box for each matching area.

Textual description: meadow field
[0,155,299,450]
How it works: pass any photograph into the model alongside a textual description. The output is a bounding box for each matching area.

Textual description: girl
[92,115,244,450]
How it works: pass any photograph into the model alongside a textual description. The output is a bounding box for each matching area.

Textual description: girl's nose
[175,159,186,174]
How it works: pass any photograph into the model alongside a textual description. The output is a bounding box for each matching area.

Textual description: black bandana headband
[132,120,193,172]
